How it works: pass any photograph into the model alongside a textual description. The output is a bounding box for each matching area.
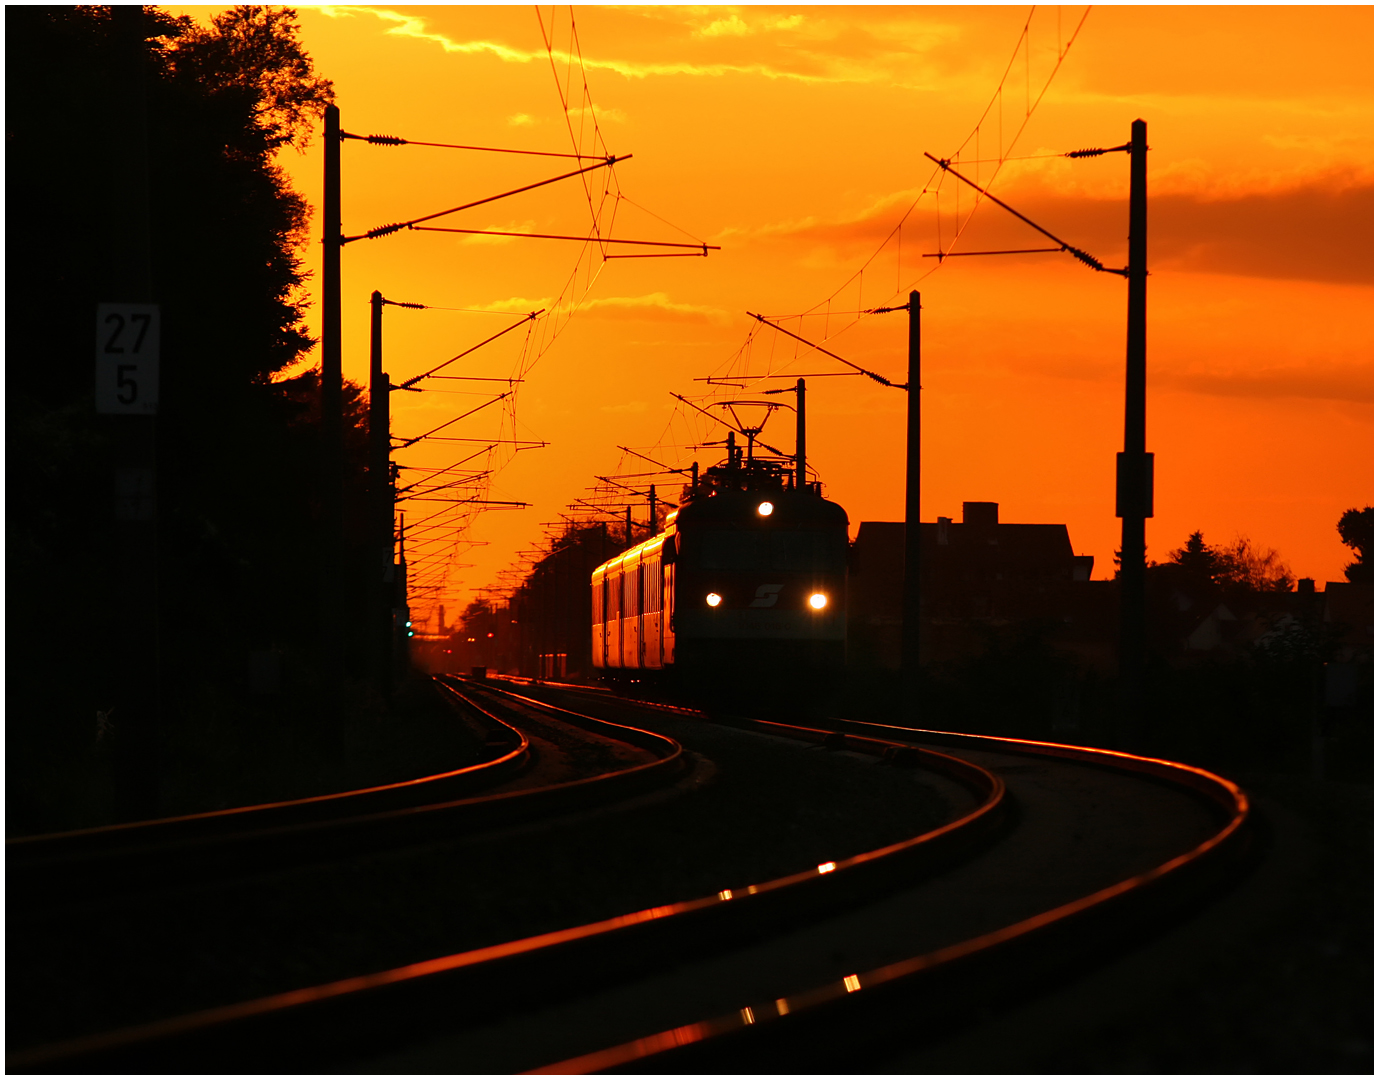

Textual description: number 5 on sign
[95,303,159,415]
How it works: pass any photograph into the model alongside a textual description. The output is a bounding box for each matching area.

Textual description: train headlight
[706,592,723,607]
[809,592,829,610]
[757,501,774,517]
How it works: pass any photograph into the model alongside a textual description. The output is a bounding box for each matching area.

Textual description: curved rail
[535,727,1251,1074]
[8,679,681,912]
[9,690,1005,1073]
[9,677,528,857]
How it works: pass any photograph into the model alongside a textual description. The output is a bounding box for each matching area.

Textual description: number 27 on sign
[95,302,160,415]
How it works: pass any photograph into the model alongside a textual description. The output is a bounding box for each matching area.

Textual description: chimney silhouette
[962,502,998,527]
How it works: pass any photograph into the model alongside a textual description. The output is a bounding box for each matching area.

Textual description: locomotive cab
[592,458,848,708]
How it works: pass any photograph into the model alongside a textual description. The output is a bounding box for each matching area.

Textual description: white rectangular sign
[95,302,160,415]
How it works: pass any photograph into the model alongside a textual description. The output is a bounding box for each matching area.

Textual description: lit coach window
[757,501,774,517]
[706,593,723,607]
[809,593,829,610]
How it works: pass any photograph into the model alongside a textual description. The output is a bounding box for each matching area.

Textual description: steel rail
[534,719,1252,1074]
[8,680,527,862]
[10,682,1005,1073]
[7,681,679,912]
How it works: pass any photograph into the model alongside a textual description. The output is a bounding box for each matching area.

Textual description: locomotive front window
[695,530,844,572]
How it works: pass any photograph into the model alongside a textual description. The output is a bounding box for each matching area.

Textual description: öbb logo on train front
[750,584,784,608]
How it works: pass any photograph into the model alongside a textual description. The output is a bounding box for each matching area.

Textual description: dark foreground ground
[883,769,1372,1074]
[8,664,1372,1073]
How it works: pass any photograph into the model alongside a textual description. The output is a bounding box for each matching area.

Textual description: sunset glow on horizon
[171,5,1373,627]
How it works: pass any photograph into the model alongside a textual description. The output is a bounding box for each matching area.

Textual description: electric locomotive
[591,454,848,698]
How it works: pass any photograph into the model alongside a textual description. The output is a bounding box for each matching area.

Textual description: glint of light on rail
[775,998,790,1016]
[843,974,861,993]
[817,861,837,874]
[740,1006,756,1025]
[718,889,733,901]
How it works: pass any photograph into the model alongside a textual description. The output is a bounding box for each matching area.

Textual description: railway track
[9,678,1252,1072]
[379,680,1251,1073]
[7,680,692,1057]
[8,678,997,1071]
[514,685,1251,1073]
[9,677,664,912]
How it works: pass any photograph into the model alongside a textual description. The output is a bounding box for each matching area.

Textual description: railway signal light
[706,592,722,607]
[809,592,829,610]
[757,501,774,517]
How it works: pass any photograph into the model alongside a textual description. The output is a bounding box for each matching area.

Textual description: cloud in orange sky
[1160,363,1371,405]
[693,12,804,39]
[315,4,977,86]
[727,168,1372,288]
[581,292,728,323]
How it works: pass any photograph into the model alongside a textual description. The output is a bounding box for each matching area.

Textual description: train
[591,454,849,699]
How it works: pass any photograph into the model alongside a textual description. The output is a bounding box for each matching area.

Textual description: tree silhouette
[1166,530,1223,591]
[1337,506,1373,584]
[1156,530,1294,595]
[1213,535,1295,593]
[8,6,347,812]
[166,6,334,157]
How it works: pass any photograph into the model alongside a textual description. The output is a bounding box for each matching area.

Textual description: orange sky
[174,5,1373,629]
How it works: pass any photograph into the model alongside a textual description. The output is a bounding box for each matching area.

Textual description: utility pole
[625,505,633,549]
[396,511,409,671]
[1117,119,1151,750]
[319,103,344,746]
[795,378,807,490]
[648,485,657,536]
[901,291,923,717]
[107,5,161,820]
[369,290,393,697]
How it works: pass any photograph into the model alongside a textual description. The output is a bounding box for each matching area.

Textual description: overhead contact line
[398,437,547,447]
[571,499,635,521]
[341,129,612,161]
[595,474,657,498]
[342,156,631,244]
[745,314,905,390]
[923,153,1124,276]
[412,225,717,255]
[396,313,543,391]
[922,247,1064,259]
[695,372,856,387]
[407,496,529,506]
[396,473,494,501]
[426,375,525,383]
[604,252,715,260]
[668,393,791,457]
[393,392,512,449]
[616,445,692,475]
[396,447,497,488]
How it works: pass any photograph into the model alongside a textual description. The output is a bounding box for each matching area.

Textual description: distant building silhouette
[848,502,1095,669]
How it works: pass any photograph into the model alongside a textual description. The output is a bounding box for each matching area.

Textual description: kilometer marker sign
[95,302,160,415]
